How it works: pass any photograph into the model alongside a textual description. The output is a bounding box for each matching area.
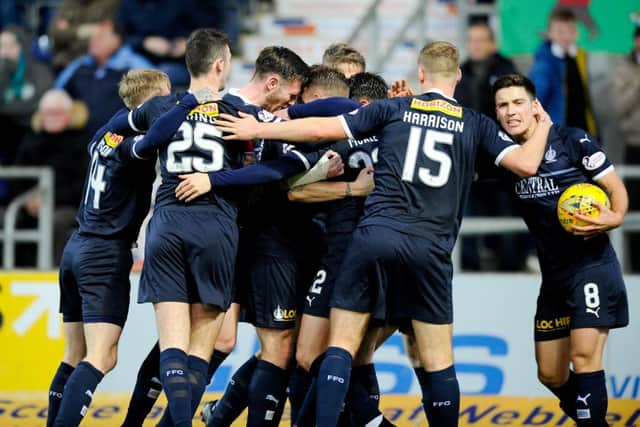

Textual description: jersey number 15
[402,127,453,187]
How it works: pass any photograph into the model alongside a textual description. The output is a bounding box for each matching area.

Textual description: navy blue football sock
[316,347,352,427]
[574,370,608,427]
[247,360,289,427]
[547,370,578,421]
[206,355,258,427]
[347,375,384,426]
[159,348,191,427]
[296,354,325,426]
[121,342,162,427]
[416,366,460,427]
[47,362,75,427]
[353,364,381,402]
[54,361,104,427]
[207,350,230,383]
[289,365,312,422]
[188,355,210,416]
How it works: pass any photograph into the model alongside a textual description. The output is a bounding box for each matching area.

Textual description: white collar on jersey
[227,88,255,106]
[425,88,457,103]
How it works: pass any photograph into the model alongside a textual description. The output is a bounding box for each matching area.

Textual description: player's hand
[532,100,551,125]
[388,79,414,98]
[216,112,260,140]
[351,166,375,196]
[192,87,216,104]
[571,200,624,238]
[143,36,172,57]
[326,150,344,178]
[175,173,211,202]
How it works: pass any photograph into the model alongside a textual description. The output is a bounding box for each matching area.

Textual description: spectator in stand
[455,20,517,120]
[48,0,120,72]
[530,7,598,136]
[13,89,89,266]
[0,26,53,164]
[612,26,640,270]
[54,19,152,135]
[117,0,202,87]
[454,21,527,271]
[555,0,598,39]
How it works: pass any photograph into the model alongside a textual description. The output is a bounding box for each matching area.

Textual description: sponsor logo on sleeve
[582,151,606,170]
[257,109,275,122]
[104,132,124,148]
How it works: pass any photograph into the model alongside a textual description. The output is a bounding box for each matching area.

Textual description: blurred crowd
[0,1,638,271]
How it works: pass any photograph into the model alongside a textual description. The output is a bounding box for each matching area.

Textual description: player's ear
[266,75,279,91]
[418,66,425,84]
[456,68,462,83]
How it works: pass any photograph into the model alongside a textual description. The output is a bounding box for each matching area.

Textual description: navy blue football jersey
[502,125,616,277]
[77,125,156,242]
[340,91,518,249]
[154,100,245,212]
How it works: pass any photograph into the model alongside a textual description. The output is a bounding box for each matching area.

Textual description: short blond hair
[118,69,171,109]
[322,43,366,71]
[418,41,459,80]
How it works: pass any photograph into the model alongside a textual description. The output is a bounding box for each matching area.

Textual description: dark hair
[492,74,537,99]
[348,72,388,101]
[254,46,309,82]
[185,28,230,78]
[548,7,576,25]
[322,43,366,71]
[468,20,495,42]
[634,26,640,39]
[301,65,349,96]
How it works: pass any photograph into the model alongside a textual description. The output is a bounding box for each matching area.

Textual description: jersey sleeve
[476,114,520,166]
[289,97,361,119]
[127,94,180,133]
[208,156,306,186]
[128,94,199,159]
[569,128,613,181]
[338,100,391,140]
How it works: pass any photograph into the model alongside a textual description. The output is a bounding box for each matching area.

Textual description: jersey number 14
[402,127,453,187]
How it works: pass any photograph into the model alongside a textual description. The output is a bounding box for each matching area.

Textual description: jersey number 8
[167,122,225,173]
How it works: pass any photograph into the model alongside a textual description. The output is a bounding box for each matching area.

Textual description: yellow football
[557,183,610,233]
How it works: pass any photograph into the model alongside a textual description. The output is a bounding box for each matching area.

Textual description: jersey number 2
[167,122,224,173]
[402,127,453,187]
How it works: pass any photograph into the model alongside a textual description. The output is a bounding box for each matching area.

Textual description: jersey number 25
[167,122,225,173]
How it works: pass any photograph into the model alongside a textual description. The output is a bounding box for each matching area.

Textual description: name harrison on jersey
[402,110,465,133]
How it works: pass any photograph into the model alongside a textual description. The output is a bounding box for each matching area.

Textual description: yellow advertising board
[0,393,638,426]
[0,272,63,391]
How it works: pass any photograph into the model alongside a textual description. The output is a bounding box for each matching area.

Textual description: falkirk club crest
[544,146,557,163]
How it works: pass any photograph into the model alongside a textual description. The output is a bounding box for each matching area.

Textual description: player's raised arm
[215,111,347,143]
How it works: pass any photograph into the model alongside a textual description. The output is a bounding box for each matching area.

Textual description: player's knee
[296,343,317,372]
[569,348,600,372]
[261,330,295,368]
[215,333,237,354]
[63,342,87,366]
[537,367,566,389]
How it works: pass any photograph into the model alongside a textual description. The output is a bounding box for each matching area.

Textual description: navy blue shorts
[304,231,353,318]
[138,207,238,310]
[534,259,629,341]
[330,225,453,324]
[59,232,132,327]
[239,253,300,329]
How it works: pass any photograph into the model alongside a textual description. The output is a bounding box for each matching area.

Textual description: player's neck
[238,82,265,108]
[420,82,456,99]
[189,78,222,101]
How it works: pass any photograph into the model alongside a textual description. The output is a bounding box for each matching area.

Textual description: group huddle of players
[45,27,629,427]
